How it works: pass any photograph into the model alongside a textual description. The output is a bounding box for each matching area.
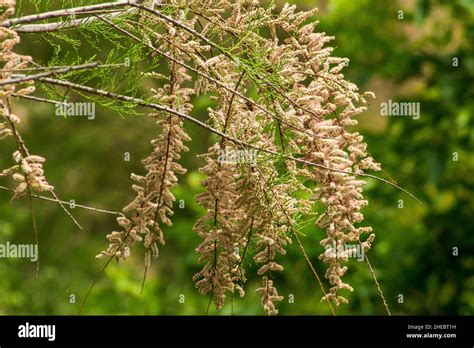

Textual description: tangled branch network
[0,0,419,315]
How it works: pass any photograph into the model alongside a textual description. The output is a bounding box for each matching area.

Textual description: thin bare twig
[0,185,123,216]
[365,254,391,315]
[0,62,100,86]
[11,93,68,106]
[1,62,126,73]
[0,0,143,27]
[9,9,137,33]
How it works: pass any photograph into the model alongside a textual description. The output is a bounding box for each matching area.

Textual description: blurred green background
[0,0,473,315]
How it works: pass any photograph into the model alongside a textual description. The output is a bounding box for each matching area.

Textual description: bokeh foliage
[0,0,472,315]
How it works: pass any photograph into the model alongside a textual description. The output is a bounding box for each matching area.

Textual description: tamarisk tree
[0,0,419,315]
